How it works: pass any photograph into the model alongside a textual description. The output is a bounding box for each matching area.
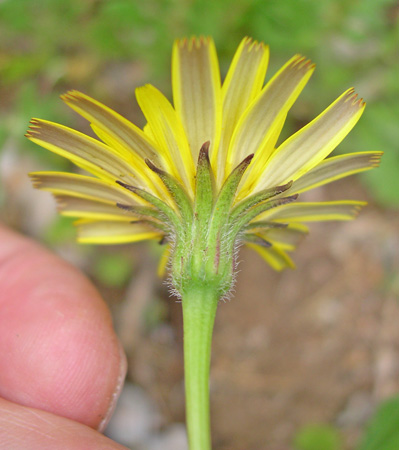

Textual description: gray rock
[144,423,188,450]
[105,383,162,447]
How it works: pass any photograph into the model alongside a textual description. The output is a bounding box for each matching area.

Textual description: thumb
[0,224,126,430]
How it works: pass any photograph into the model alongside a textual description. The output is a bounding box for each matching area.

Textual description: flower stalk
[182,286,218,450]
[169,144,257,448]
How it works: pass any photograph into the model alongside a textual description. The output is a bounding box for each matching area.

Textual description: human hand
[0,224,129,449]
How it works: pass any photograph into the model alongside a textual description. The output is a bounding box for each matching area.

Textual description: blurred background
[0,0,398,449]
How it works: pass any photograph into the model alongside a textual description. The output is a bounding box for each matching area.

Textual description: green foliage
[294,424,342,450]
[357,397,399,450]
[359,101,399,207]
[43,216,80,246]
[243,0,325,53]
[93,253,133,287]
[293,396,399,450]
[144,296,168,330]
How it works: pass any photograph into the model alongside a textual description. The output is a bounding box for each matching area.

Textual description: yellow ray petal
[213,37,269,184]
[75,220,161,244]
[255,89,366,191]
[259,223,308,250]
[259,200,367,222]
[61,90,161,163]
[157,244,171,277]
[61,92,169,195]
[88,122,165,197]
[287,151,382,194]
[27,119,143,186]
[136,84,195,195]
[54,195,137,221]
[236,114,286,202]
[247,242,295,271]
[226,54,315,177]
[172,36,222,162]
[143,123,155,140]
[90,123,137,160]
[29,171,143,204]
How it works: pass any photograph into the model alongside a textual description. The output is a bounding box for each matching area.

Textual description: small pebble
[105,382,162,447]
[144,423,188,450]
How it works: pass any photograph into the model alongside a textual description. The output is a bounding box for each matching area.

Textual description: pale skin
[0,224,130,450]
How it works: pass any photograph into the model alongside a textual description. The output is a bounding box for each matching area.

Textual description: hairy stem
[182,286,219,450]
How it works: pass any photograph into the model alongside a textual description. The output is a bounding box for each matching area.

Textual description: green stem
[182,286,219,450]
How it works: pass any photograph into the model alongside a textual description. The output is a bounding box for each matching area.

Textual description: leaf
[43,216,79,246]
[357,397,399,450]
[357,101,399,207]
[293,424,342,450]
[93,252,132,287]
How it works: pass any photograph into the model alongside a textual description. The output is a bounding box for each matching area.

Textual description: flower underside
[27,36,381,282]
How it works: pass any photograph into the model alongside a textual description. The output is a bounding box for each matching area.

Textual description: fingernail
[98,339,127,432]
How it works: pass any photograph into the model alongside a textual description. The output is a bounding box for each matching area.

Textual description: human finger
[0,225,126,430]
[0,397,129,450]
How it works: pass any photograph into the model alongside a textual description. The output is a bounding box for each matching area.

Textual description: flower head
[27,37,381,296]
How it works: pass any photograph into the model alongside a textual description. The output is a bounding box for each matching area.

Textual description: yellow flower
[27,37,381,273]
